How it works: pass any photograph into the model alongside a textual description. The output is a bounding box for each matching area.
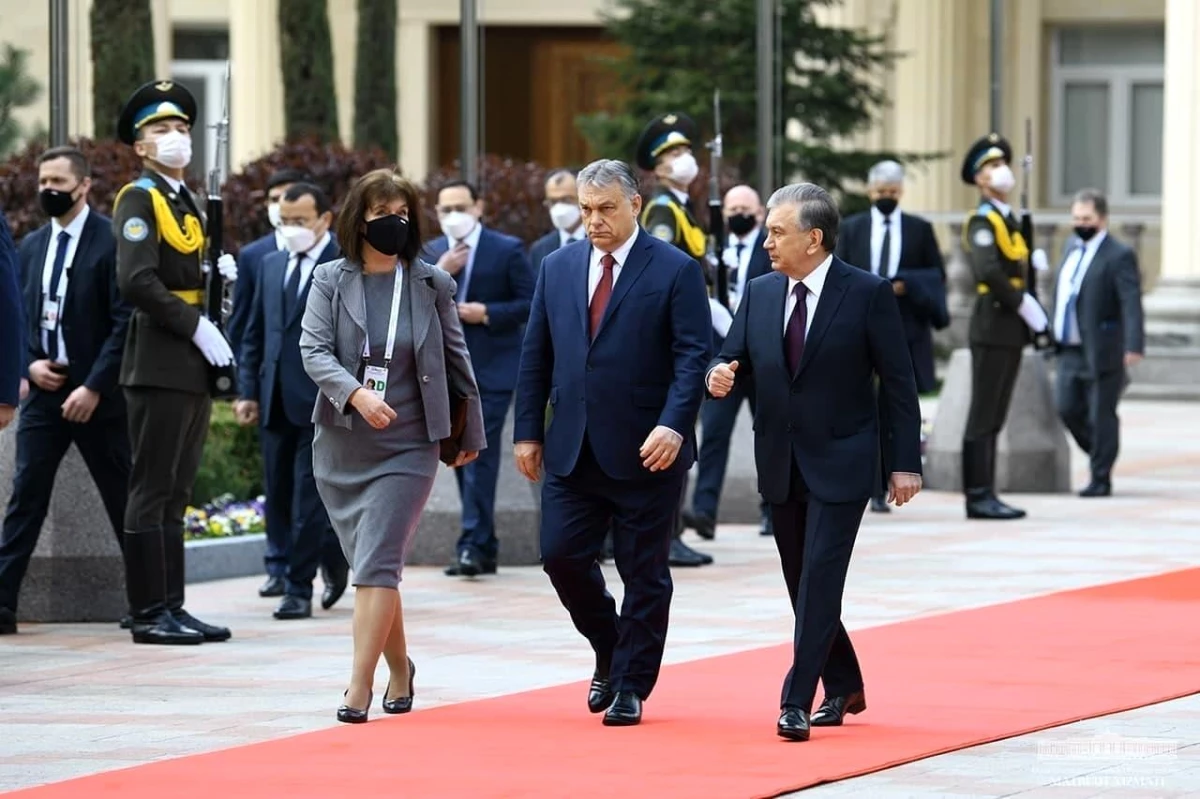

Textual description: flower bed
[184,494,266,541]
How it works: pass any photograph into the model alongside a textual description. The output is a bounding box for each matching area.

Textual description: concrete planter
[185,533,268,583]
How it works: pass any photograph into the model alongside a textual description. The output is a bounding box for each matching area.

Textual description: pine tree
[0,45,42,157]
[279,0,340,142]
[353,0,398,159]
[578,0,929,209]
[90,0,155,140]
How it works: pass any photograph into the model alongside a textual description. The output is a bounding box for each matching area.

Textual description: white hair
[867,160,905,186]
[576,159,639,200]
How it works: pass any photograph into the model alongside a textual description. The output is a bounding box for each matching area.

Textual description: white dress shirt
[283,231,331,299]
[784,254,832,337]
[1053,230,1108,345]
[40,204,91,364]
[447,221,484,299]
[869,206,902,278]
[724,228,760,310]
[558,226,586,249]
[588,226,639,301]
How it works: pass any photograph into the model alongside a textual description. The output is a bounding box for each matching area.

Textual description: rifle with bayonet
[1020,117,1053,351]
[705,89,729,310]
[204,60,238,399]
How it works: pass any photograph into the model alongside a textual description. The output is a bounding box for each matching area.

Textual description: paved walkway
[2,398,1199,797]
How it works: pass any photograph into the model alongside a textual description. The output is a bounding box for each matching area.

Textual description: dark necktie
[732,241,744,286]
[785,281,809,376]
[283,253,305,319]
[878,218,892,277]
[46,230,71,361]
[589,253,615,340]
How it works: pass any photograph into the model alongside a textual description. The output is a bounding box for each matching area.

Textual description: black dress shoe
[444,550,497,577]
[273,595,312,620]
[759,514,774,537]
[258,575,285,597]
[130,611,204,645]
[811,690,866,727]
[682,511,717,540]
[119,615,132,630]
[382,657,416,714]
[172,609,231,642]
[0,607,17,635]
[587,672,614,714]
[337,689,372,724]
[869,496,891,513]
[669,538,712,567]
[602,691,642,726]
[776,707,811,741]
[1079,480,1111,497]
[321,562,349,610]
[965,490,1026,520]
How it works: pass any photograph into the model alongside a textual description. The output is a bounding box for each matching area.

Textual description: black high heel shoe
[337,688,373,724]
[382,657,416,714]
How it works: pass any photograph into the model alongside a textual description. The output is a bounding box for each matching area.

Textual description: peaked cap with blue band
[635,112,699,171]
[116,79,197,145]
[960,132,1012,185]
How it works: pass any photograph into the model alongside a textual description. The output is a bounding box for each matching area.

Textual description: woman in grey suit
[300,168,486,723]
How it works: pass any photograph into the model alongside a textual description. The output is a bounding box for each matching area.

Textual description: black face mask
[1074,225,1099,242]
[873,197,898,216]
[727,213,756,236]
[364,214,409,256]
[39,187,78,219]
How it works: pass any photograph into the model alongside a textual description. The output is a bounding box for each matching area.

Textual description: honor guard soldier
[114,80,238,644]
[959,133,1047,521]
[634,112,712,568]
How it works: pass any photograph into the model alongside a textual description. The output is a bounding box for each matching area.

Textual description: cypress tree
[353,0,398,159]
[279,0,340,142]
[90,0,155,140]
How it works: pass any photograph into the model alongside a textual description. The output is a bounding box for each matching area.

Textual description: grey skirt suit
[300,257,486,587]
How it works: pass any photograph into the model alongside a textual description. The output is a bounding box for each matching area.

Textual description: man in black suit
[529,169,585,277]
[234,182,349,619]
[1050,188,1144,498]
[0,146,132,634]
[0,208,20,436]
[835,160,947,513]
[682,185,773,539]
[707,183,922,741]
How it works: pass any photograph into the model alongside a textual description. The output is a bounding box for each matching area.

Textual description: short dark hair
[334,168,423,264]
[268,169,310,190]
[1072,188,1108,218]
[545,168,576,184]
[282,181,332,215]
[37,146,90,179]
[766,182,840,252]
[436,179,478,203]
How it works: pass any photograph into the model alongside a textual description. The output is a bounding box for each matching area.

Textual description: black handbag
[440,376,470,466]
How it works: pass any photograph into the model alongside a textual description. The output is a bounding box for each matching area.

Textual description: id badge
[363,364,388,400]
[40,300,60,332]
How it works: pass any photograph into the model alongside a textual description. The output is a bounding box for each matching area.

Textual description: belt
[170,289,204,306]
[976,277,1026,294]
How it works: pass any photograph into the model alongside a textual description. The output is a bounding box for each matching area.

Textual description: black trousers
[1055,347,1124,483]
[123,387,211,621]
[771,457,866,713]
[964,345,1022,443]
[0,388,130,612]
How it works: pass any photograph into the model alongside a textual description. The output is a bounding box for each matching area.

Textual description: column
[151,0,171,78]
[228,0,285,169]
[327,0,356,145]
[71,0,96,140]
[397,19,431,179]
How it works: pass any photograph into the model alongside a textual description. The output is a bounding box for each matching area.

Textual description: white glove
[202,253,238,282]
[1030,248,1049,272]
[192,315,235,367]
[709,298,733,339]
[1018,293,1050,333]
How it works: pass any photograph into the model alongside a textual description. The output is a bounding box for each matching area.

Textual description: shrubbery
[191,401,263,507]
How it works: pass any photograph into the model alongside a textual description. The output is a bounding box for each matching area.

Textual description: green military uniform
[114,79,231,644]
[959,133,1030,521]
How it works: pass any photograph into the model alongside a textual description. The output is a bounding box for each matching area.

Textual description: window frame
[169,58,230,184]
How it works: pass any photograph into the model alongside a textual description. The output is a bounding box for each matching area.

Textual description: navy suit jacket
[422,227,534,393]
[239,237,342,427]
[228,232,282,362]
[18,211,131,404]
[514,230,712,481]
[0,209,21,406]
[710,256,922,505]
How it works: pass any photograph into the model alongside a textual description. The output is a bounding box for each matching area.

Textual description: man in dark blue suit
[234,183,348,619]
[423,180,534,578]
[226,168,309,597]
[707,183,922,741]
[528,169,586,277]
[0,207,20,437]
[0,147,132,634]
[514,159,711,726]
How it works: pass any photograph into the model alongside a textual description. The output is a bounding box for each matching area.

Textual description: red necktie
[589,253,615,340]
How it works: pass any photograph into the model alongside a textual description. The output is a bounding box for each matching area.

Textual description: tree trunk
[279,0,339,142]
[353,0,398,159]
[90,0,155,140]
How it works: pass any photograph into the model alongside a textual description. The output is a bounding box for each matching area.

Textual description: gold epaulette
[114,182,205,255]
[643,197,707,259]
[961,209,1030,262]
[977,277,1026,294]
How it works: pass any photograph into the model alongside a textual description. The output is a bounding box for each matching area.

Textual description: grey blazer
[299,256,487,451]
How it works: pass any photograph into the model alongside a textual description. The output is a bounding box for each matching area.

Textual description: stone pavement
[2,397,1199,797]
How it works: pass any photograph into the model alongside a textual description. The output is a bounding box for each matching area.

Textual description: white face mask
[280,224,316,254]
[669,152,699,186]
[989,164,1016,194]
[548,201,581,232]
[440,211,477,242]
[267,202,282,229]
[152,129,192,170]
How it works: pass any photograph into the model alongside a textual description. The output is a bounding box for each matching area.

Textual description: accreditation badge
[363,364,388,400]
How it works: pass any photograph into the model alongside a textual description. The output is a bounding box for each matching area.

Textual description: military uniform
[114,80,232,644]
[959,133,1030,521]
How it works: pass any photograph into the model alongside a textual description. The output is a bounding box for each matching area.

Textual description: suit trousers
[771,456,867,712]
[0,388,130,612]
[540,435,680,700]
[691,380,767,522]
[453,390,512,561]
[964,345,1022,442]
[1054,347,1124,483]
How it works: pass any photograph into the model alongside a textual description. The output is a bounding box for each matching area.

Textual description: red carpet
[9,568,1200,799]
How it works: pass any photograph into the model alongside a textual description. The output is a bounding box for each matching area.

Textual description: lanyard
[361,268,404,367]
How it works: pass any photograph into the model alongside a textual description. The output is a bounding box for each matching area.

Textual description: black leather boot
[163,523,231,642]
[125,529,203,645]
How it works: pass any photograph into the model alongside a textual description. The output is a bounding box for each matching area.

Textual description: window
[170,28,230,182]
[1050,25,1164,206]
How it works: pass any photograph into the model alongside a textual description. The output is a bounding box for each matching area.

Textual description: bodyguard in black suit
[235,183,349,619]
[1050,189,1144,497]
[528,169,586,277]
[0,208,20,436]
[707,183,922,741]
[0,147,132,634]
